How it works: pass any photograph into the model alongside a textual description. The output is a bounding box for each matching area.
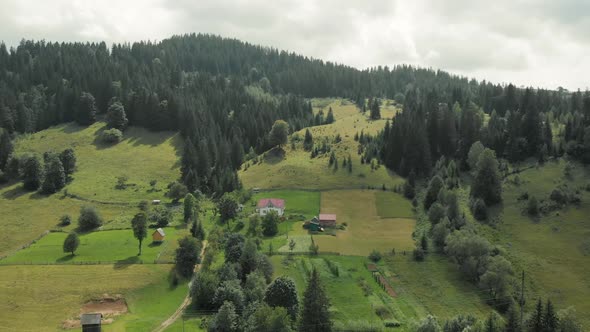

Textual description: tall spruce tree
[298,268,331,332]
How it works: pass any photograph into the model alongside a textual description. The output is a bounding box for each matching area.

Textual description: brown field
[315,190,416,255]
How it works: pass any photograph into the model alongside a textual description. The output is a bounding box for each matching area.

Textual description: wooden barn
[319,214,337,227]
[152,228,166,242]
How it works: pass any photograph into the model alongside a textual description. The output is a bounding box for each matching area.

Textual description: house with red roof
[256,198,285,216]
[318,214,337,227]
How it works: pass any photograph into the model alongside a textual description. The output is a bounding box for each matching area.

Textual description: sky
[1,0,588,90]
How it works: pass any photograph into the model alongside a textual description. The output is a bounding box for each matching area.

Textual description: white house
[256,198,285,216]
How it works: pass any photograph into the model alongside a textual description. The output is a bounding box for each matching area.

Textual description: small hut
[152,228,166,242]
[81,313,102,332]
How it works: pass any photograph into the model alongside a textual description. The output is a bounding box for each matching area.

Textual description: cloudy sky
[1,0,588,90]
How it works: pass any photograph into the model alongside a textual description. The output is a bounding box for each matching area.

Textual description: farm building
[319,214,337,227]
[304,217,323,232]
[81,313,102,332]
[256,198,285,216]
[152,228,166,242]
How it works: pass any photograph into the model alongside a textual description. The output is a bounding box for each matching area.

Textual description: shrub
[413,248,425,261]
[550,187,567,204]
[471,198,487,221]
[100,128,123,144]
[78,206,102,231]
[59,214,72,226]
[428,203,446,224]
[368,250,382,262]
[527,196,539,216]
[384,320,401,328]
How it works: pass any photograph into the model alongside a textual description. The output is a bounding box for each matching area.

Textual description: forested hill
[0,33,589,195]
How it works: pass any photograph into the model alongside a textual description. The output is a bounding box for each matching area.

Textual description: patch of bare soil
[62,294,127,329]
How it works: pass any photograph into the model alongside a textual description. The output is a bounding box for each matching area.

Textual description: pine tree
[528,299,543,332]
[543,299,558,332]
[298,268,332,332]
[0,128,13,170]
[504,304,521,332]
[303,129,313,151]
[325,107,334,124]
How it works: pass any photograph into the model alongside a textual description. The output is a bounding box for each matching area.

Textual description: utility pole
[519,270,525,327]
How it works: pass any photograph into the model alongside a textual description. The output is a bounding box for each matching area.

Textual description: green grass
[271,255,395,329]
[375,190,414,218]
[250,190,320,219]
[1,227,188,264]
[382,254,493,324]
[0,264,178,332]
[240,99,404,190]
[482,159,590,328]
[14,121,181,203]
[106,275,190,331]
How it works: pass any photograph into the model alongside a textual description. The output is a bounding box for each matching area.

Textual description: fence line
[270,251,340,256]
[0,230,50,261]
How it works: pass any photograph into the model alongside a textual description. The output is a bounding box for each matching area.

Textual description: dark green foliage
[257,254,274,283]
[76,92,97,126]
[100,128,123,143]
[175,236,202,278]
[443,314,477,332]
[244,272,267,303]
[106,101,128,130]
[298,268,332,332]
[471,149,502,205]
[59,214,72,226]
[543,300,558,332]
[224,233,245,263]
[303,129,313,151]
[131,212,148,255]
[413,248,425,261]
[265,276,299,320]
[479,256,514,306]
[190,271,219,310]
[325,107,335,124]
[59,148,76,177]
[209,301,239,332]
[191,219,206,240]
[218,195,238,222]
[420,233,429,252]
[369,98,381,120]
[527,299,543,332]
[262,211,279,236]
[527,196,539,216]
[184,193,197,223]
[445,229,491,281]
[471,198,488,221]
[77,205,103,231]
[0,128,13,170]
[239,239,259,277]
[428,202,446,224]
[214,279,245,310]
[432,217,451,252]
[269,120,289,148]
[246,304,293,332]
[504,305,521,332]
[19,154,43,190]
[149,205,172,227]
[424,176,444,210]
[167,181,188,203]
[41,154,65,194]
[368,250,382,262]
[63,232,79,255]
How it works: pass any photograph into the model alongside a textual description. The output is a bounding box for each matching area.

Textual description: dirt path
[152,240,207,332]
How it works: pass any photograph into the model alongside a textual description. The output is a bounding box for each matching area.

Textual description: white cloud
[0,0,588,90]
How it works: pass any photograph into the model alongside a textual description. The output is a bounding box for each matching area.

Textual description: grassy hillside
[239,99,404,190]
[483,159,590,327]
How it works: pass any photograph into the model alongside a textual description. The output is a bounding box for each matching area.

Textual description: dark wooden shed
[81,313,102,332]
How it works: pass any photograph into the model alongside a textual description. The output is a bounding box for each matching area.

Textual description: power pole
[519,270,525,327]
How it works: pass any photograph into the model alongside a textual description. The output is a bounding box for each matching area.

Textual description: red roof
[257,198,285,209]
[319,214,337,221]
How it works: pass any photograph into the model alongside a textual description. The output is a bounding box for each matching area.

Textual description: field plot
[315,190,416,255]
[240,99,404,190]
[1,227,186,264]
[14,121,181,202]
[0,264,183,332]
